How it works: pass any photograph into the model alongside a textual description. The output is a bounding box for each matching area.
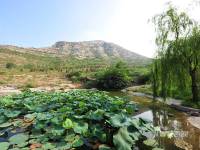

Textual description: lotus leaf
[87,109,105,121]
[0,142,10,150]
[73,122,88,134]
[63,118,74,129]
[9,133,29,146]
[72,136,84,147]
[113,127,135,150]
[42,142,56,150]
[109,114,131,127]
[143,139,158,147]
[0,122,12,128]
[4,110,21,118]
[99,144,112,150]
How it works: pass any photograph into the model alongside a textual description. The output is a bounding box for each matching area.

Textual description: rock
[174,139,193,150]
[190,112,200,117]
[168,113,174,117]
[188,117,200,129]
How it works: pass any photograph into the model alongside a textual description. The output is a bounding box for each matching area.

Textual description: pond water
[109,91,200,150]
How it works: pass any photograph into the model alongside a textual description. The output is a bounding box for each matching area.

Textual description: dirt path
[0,83,81,97]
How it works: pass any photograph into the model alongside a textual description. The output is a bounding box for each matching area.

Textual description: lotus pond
[110,92,200,150]
[0,90,162,150]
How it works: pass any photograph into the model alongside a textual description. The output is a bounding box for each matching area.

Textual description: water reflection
[134,102,200,150]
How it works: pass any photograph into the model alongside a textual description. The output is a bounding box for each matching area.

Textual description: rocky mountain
[0,40,151,64]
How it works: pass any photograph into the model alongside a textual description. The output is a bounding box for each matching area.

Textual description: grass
[0,48,151,89]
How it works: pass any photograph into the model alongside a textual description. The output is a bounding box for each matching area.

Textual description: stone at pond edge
[188,117,200,129]
[0,142,10,150]
[174,139,192,150]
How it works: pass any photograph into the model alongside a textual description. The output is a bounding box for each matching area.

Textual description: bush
[95,62,131,90]
[5,62,16,69]
[134,73,151,85]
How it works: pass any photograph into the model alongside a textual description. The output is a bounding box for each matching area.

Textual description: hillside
[0,40,151,65]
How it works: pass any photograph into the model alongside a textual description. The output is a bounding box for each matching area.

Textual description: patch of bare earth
[0,86,21,96]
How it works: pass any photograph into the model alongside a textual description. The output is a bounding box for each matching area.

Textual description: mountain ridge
[0,40,151,64]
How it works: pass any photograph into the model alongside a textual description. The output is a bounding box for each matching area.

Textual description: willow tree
[153,6,200,102]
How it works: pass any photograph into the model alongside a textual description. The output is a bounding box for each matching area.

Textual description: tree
[152,5,200,102]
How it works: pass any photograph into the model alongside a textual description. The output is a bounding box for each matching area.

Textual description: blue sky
[0,0,199,57]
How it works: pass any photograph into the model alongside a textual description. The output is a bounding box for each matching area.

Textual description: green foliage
[5,62,16,69]
[0,90,158,149]
[95,62,132,90]
[152,5,200,102]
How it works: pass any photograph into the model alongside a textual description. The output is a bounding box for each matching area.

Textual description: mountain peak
[0,40,151,65]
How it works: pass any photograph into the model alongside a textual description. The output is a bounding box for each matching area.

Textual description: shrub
[95,62,131,90]
[134,73,151,85]
[5,62,16,69]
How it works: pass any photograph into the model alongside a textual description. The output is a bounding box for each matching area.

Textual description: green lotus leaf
[36,113,52,121]
[91,125,107,142]
[113,127,135,150]
[72,136,84,148]
[143,139,158,147]
[4,110,21,118]
[51,127,65,136]
[152,148,164,150]
[109,114,131,127]
[0,122,12,128]
[112,100,124,105]
[9,133,29,146]
[79,101,86,108]
[42,142,56,150]
[99,144,112,150]
[56,142,71,150]
[63,118,74,129]
[73,122,88,134]
[65,133,76,142]
[0,142,10,150]
[87,109,105,121]
[125,104,135,114]
[24,113,36,121]
[0,96,14,107]
[0,115,7,124]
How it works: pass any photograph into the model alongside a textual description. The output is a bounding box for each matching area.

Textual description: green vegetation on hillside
[0,48,151,89]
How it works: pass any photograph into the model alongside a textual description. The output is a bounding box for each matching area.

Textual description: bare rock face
[51,41,149,61]
[0,40,151,64]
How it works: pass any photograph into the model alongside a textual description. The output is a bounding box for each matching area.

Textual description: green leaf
[87,109,105,121]
[152,148,164,150]
[24,113,36,122]
[99,144,112,150]
[0,142,10,150]
[113,127,135,150]
[9,133,29,146]
[56,142,71,150]
[73,122,88,134]
[65,133,76,142]
[4,110,21,118]
[72,136,84,148]
[0,122,12,128]
[109,114,131,127]
[143,139,158,147]
[0,115,7,124]
[51,127,65,136]
[63,118,74,129]
[42,142,56,150]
